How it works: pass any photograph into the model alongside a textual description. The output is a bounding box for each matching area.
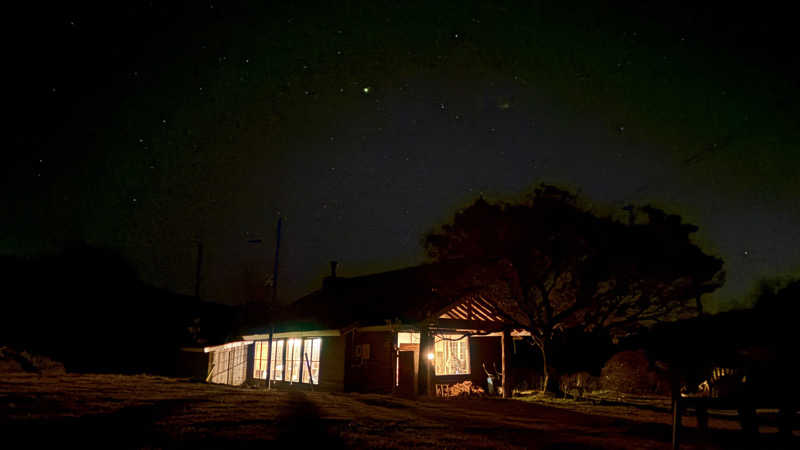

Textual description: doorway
[396,332,420,395]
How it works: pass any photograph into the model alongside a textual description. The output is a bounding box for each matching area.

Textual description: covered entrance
[393,296,527,398]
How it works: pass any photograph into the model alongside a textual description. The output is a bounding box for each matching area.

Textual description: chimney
[323,261,339,290]
[329,260,338,278]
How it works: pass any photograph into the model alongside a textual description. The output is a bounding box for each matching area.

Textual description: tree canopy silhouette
[424,185,725,391]
[749,276,798,355]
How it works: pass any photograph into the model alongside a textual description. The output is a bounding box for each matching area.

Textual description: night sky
[5,1,799,313]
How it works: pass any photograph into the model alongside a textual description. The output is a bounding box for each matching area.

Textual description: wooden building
[209,259,525,397]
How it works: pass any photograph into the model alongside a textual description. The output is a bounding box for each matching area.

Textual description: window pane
[286,338,302,382]
[302,338,322,384]
[398,332,420,345]
[271,340,284,381]
[434,334,470,375]
[210,351,224,384]
[253,342,270,380]
[233,345,246,385]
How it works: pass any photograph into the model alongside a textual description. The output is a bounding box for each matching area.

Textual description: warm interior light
[427,352,434,361]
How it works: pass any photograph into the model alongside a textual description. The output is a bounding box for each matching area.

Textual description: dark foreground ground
[1,373,796,449]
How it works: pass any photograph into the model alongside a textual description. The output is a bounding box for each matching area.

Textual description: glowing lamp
[427,352,434,361]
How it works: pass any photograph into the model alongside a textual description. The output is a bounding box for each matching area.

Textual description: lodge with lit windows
[198,259,526,396]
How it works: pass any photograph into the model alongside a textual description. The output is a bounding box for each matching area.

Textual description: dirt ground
[1,373,796,449]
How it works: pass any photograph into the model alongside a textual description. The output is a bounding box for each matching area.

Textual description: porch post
[502,328,512,398]
[418,329,433,396]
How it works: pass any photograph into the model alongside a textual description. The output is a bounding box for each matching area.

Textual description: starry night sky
[5,1,799,312]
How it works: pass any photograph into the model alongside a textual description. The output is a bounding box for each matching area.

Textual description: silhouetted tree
[752,277,800,317]
[748,276,798,364]
[424,185,724,392]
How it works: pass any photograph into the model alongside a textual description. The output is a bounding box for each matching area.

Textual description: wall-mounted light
[427,352,434,361]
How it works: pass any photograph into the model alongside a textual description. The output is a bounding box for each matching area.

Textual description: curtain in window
[434,334,470,375]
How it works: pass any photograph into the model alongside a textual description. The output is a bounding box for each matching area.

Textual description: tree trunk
[695,294,704,316]
[538,340,556,393]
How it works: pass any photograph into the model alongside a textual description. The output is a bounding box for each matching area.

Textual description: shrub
[0,346,65,375]
[600,350,669,395]
[560,371,601,398]
[510,367,544,392]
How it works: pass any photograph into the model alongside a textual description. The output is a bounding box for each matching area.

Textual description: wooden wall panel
[318,335,345,391]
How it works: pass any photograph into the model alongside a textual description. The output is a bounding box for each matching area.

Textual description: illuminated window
[254,337,323,384]
[270,339,284,381]
[253,341,269,379]
[434,334,470,375]
[397,332,420,345]
[231,344,247,385]
[208,343,248,385]
[209,349,229,384]
[302,338,322,384]
[285,338,302,382]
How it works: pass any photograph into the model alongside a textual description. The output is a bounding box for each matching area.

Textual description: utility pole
[194,241,204,299]
[266,214,282,390]
[272,215,282,304]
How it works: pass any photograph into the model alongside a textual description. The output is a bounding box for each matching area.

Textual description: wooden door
[398,351,415,396]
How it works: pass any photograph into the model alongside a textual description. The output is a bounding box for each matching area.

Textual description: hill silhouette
[0,244,234,374]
